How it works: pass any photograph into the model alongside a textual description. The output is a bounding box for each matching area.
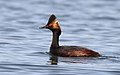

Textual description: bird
[40,14,101,57]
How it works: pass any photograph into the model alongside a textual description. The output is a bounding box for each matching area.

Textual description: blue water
[0,0,120,75]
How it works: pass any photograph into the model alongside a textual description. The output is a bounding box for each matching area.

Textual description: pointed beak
[39,25,48,29]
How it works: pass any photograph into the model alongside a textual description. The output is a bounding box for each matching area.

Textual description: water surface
[0,0,120,75]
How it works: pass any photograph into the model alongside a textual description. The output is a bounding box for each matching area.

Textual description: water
[0,0,120,75]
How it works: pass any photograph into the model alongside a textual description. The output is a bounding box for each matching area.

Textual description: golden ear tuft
[52,20,61,29]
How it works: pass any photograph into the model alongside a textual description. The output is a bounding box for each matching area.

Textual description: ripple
[5,35,26,40]
[0,27,20,33]
[92,16,119,21]
[0,42,11,45]
[17,20,35,25]
[27,52,49,56]
[0,66,21,71]
[31,0,47,5]
[7,6,25,11]
[98,55,119,59]
[10,35,26,38]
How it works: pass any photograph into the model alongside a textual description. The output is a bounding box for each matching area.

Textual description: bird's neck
[51,29,61,48]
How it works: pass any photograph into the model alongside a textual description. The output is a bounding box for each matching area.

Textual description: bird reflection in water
[49,54,58,65]
[49,54,84,65]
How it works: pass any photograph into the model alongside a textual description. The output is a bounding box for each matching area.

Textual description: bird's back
[50,46,101,57]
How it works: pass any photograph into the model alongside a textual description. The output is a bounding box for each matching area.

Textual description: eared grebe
[40,14,101,57]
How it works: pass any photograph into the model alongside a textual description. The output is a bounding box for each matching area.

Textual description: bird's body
[50,46,100,57]
[40,14,101,57]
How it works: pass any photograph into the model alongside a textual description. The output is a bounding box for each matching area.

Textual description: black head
[40,14,61,30]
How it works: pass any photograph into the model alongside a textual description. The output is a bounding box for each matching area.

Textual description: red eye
[48,24,53,27]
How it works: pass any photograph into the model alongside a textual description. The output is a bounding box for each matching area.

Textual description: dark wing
[58,46,100,57]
